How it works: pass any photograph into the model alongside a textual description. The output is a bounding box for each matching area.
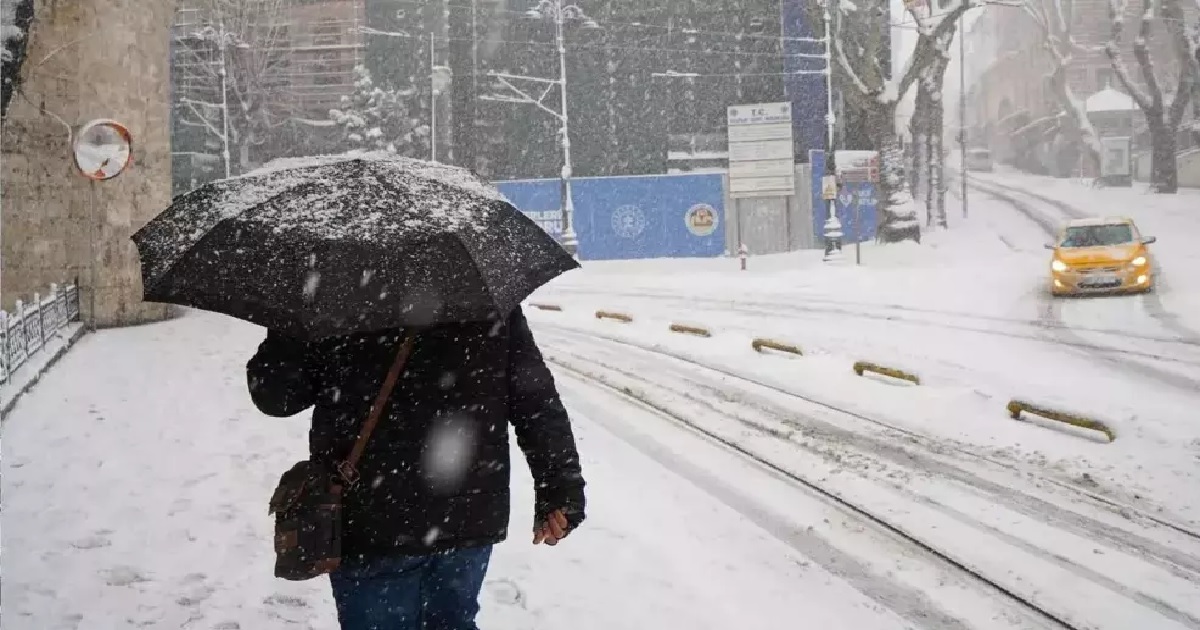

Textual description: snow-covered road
[0,311,969,630]
[5,307,1200,629]
[538,322,1200,629]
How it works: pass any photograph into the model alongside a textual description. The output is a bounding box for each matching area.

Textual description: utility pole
[821,1,843,261]
[959,12,968,219]
[430,31,437,162]
[217,22,232,178]
[480,0,597,259]
[448,0,479,171]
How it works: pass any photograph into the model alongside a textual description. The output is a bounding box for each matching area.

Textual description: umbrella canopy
[132,151,578,339]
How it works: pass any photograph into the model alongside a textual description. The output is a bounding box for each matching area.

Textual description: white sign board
[1100,136,1131,177]
[834,150,880,183]
[727,102,795,198]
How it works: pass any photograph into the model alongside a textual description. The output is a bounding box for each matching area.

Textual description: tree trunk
[1149,120,1179,193]
[911,84,930,224]
[238,141,252,176]
[924,132,934,224]
[876,101,921,243]
[1047,60,1102,172]
[932,92,947,228]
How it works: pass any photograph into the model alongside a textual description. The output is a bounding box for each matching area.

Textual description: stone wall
[1,0,175,327]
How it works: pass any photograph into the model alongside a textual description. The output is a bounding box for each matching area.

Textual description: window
[1096,68,1114,90]
[1060,224,1134,247]
[312,19,342,46]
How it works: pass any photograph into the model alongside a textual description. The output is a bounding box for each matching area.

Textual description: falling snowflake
[302,271,321,302]
[421,414,479,495]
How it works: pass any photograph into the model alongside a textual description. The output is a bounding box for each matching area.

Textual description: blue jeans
[329,546,493,630]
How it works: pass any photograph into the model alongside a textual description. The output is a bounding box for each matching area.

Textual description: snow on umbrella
[131,151,579,339]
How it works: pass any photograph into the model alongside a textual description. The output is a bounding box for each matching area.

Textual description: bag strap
[336,332,417,487]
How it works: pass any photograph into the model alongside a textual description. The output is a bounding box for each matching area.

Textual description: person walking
[246,306,586,630]
[132,152,585,629]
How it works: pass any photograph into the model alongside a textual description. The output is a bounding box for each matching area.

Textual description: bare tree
[1188,18,1200,141]
[173,0,296,177]
[912,30,953,229]
[1022,0,1105,172]
[833,0,972,241]
[1104,0,1193,192]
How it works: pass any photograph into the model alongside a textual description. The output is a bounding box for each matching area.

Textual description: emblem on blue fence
[684,203,719,237]
[611,204,647,239]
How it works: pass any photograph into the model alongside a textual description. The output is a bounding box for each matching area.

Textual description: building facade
[964,0,1197,175]
[170,0,366,191]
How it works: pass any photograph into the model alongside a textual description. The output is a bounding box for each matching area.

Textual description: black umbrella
[132,152,578,339]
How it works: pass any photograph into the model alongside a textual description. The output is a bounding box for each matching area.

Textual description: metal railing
[0,283,82,385]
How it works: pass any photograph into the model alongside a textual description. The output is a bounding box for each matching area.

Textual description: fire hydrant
[738,243,748,271]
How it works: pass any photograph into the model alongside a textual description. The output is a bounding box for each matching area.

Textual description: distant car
[964,148,994,172]
[1046,217,1156,297]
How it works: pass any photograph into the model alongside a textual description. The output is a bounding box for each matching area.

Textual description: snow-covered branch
[833,35,871,96]
[833,0,969,105]
[487,73,564,121]
[171,0,295,174]
[1104,0,1158,110]
[1018,0,1106,168]
[326,64,427,157]
[179,99,226,141]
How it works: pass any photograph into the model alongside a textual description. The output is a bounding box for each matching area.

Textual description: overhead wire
[374,0,827,44]
[360,27,828,60]
[380,0,982,38]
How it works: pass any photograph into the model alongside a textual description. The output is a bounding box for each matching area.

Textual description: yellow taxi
[1047,217,1156,296]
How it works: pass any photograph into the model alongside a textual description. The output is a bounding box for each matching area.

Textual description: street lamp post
[217,22,232,179]
[481,0,597,259]
[821,3,843,261]
[183,23,238,178]
[550,0,580,257]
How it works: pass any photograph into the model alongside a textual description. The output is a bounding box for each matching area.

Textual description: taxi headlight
[1131,256,1147,266]
[1051,259,1069,272]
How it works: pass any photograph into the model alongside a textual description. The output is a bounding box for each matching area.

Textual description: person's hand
[532,509,572,546]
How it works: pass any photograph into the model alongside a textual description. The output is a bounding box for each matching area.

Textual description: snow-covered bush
[329,65,428,158]
[1,0,34,120]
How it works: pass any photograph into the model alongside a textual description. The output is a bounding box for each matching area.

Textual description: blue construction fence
[496,162,876,260]
[495,173,727,261]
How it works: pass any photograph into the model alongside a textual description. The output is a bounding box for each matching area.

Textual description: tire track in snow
[538,323,1200,546]
[967,179,1200,392]
[555,372,1068,630]
[541,327,1200,630]
[543,285,1200,367]
[557,377,997,630]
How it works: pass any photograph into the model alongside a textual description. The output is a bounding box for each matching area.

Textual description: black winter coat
[246,307,585,560]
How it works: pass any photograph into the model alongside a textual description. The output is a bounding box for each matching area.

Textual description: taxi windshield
[1060,224,1134,247]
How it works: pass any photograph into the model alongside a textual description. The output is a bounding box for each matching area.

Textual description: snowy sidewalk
[0,310,912,630]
